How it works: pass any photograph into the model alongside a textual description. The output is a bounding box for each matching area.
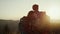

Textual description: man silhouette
[26,4,40,34]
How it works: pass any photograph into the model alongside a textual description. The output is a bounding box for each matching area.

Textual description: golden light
[47,6,60,20]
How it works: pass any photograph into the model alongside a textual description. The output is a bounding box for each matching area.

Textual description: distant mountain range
[0,19,19,32]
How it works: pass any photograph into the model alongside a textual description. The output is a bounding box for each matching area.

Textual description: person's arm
[19,17,23,31]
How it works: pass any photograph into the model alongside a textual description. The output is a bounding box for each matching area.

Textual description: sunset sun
[47,6,60,20]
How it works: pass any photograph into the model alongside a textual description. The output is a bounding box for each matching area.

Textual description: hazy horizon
[0,0,60,20]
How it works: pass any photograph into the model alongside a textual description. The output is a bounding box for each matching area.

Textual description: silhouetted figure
[19,16,28,34]
[19,4,50,34]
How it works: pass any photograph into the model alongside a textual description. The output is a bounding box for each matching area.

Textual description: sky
[0,0,60,20]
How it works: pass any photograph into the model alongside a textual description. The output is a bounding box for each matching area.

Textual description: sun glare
[47,6,60,20]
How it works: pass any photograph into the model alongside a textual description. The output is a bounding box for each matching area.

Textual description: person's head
[32,4,39,11]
